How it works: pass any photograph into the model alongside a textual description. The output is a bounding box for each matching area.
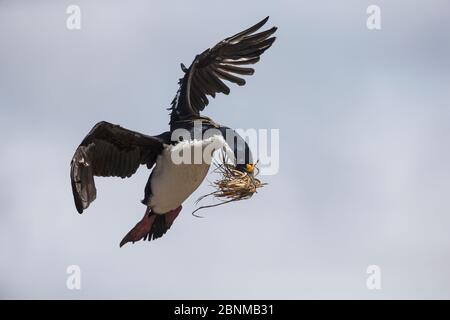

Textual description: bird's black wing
[70,121,168,213]
[169,16,277,124]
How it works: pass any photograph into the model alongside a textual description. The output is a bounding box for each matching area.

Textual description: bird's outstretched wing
[170,16,277,124]
[70,121,167,213]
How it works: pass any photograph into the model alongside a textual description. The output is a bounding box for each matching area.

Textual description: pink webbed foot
[119,211,156,247]
[119,206,182,247]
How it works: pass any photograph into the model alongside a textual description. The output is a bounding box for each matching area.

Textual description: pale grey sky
[1,0,450,299]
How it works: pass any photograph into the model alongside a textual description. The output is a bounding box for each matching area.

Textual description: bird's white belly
[148,140,217,214]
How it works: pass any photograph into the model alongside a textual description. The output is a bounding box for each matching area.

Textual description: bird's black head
[218,126,254,175]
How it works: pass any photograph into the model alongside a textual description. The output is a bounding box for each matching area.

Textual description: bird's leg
[119,208,155,247]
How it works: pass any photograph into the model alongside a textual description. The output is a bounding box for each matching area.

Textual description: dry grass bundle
[192,154,266,217]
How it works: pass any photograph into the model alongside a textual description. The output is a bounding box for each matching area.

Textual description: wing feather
[170,17,277,124]
[70,121,166,213]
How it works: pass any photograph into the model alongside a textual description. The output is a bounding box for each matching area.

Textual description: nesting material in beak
[193,154,266,216]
